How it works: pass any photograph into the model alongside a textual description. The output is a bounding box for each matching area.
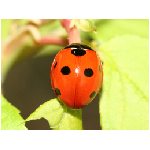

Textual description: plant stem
[36,36,68,46]
[61,19,81,44]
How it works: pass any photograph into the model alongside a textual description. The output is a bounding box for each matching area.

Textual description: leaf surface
[1,95,27,130]
[99,35,149,129]
[26,99,82,130]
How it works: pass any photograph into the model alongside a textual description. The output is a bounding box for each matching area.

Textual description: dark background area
[2,51,101,130]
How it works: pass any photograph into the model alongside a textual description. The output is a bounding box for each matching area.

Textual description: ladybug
[50,43,103,109]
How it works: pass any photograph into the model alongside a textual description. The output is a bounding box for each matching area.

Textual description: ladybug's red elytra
[50,43,103,109]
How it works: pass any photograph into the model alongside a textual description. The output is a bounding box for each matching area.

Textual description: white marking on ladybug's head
[71,47,77,50]
[71,47,88,51]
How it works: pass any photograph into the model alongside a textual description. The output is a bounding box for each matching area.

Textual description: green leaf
[1,95,27,130]
[26,98,82,130]
[95,19,149,42]
[99,35,149,129]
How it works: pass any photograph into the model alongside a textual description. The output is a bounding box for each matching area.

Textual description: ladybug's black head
[64,43,93,56]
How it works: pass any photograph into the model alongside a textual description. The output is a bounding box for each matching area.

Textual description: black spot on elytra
[54,62,57,68]
[64,43,93,50]
[71,49,86,56]
[84,68,93,77]
[90,91,96,99]
[55,88,61,96]
[61,66,70,75]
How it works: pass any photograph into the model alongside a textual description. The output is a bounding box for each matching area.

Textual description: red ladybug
[50,43,103,109]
